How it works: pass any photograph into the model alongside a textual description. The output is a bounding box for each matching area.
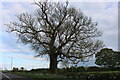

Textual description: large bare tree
[6,1,104,73]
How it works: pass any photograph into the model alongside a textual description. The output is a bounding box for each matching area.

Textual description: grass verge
[9,71,120,80]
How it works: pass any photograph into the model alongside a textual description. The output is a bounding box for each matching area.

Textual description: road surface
[0,72,40,80]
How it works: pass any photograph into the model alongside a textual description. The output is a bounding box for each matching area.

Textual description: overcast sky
[0,0,118,70]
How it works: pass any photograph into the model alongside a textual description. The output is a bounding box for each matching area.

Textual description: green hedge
[58,66,120,72]
[58,71,120,80]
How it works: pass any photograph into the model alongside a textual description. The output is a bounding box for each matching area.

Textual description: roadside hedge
[57,71,120,80]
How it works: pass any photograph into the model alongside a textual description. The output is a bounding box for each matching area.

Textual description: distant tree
[12,67,18,72]
[20,67,25,71]
[114,51,120,67]
[5,1,104,73]
[95,48,120,67]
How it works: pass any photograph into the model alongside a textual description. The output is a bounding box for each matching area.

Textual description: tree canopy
[95,48,120,67]
[6,1,104,73]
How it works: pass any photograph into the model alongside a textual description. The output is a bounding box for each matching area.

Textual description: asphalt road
[0,72,40,80]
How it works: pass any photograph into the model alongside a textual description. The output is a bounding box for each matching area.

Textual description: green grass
[10,72,54,78]
[82,71,120,74]
[9,72,73,80]
[9,71,120,80]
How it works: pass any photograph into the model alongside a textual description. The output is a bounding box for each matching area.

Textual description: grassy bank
[82,71,120,74]
[9,72,73,80]
[9,71,120,80]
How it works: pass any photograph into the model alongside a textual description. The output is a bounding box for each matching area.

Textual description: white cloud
[0,2,38,55]
[2,3,30,23]
[0,49,20,53]
[1,0,119,2]
[0,3,2,10]
[2,53,47,61]
[16,44,34,54]
[1,0,33,2]
[71,2,118,50]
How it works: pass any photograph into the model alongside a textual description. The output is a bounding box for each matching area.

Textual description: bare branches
[5,1,104,65]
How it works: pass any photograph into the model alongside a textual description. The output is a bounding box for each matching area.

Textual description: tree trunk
[49,54,58,74]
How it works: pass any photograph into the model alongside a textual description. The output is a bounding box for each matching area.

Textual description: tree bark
[49,54,58,73]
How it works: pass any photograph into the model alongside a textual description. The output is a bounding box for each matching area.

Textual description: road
[0,72,40,80]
